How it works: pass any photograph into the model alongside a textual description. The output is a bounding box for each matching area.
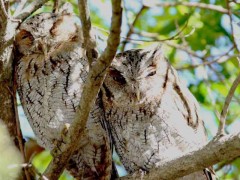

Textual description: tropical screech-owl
[101,46,215,179]
[15,7,112,179]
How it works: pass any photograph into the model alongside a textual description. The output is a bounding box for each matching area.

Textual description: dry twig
[217,72,240,136]
[121,4,147,51]
[146,1,229,14]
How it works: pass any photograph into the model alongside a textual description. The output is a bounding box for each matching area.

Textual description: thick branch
[0,2,29,179]
[43,0,122,178]
[120,133,240,180]
[145,2,228,14]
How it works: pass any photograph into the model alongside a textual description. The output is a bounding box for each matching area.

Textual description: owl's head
[102,45,169,107]
[15,6,82,56]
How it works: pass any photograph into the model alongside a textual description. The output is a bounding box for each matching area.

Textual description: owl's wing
[66,95,113,180]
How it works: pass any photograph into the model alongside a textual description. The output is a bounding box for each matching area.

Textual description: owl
[101,46,215,179]
[15,7,112,179]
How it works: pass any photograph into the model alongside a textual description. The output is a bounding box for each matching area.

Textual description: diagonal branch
[43,0,122,179]
[217,71,240,136]
[15,0,50,21]
[119,133,240,180]
[121,5,147,51]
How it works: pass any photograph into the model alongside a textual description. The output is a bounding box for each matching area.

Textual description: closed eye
[109,68,126,85]
[147,71,156,77]
[22,35,29,39]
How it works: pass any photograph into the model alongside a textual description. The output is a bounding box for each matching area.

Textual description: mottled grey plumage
[15,9,111,179]
[101,46,215,179]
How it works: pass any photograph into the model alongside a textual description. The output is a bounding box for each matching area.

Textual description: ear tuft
[59,2,74,15]
[144,44,164,64]
[152,44,163,61]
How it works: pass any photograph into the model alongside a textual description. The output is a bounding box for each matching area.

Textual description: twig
[217,71,240,136]
[0,0,21,22]
[78,0,97,65]
[13,0,27,17]
[226,0,240,53]
[43,0,122,178]
[53,0,60,13]
[176,54,236,70]
[15,0,50,21]
[131,20,195,42]
[146,1,229,14]
[121,5,147,51]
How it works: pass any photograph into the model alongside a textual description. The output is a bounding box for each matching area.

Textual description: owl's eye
[147,71,156,77]
[109,68,126,85]
[113,76,126,84]
[18,30,34,42]
[22,35,29,39]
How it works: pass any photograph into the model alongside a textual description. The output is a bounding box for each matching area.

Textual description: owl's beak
[37,38,48,58]
[136,90,141,101]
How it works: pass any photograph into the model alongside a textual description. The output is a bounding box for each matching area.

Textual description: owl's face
[15,12,82,56]
[103,46,169,107]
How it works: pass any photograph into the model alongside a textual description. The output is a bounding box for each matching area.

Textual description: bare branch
[176,54,237,70]
[13,0,27,17]
[15,0,50,21]
[217,71,240,135]
[120,133,240,180]
[123,20,195,43]
[121,5,147,51]
[145,1,228,14]
[43,0,122,178]
[226,0,240,53]
[78,0,97,64]
[0,0,21,22]
[53,0,60,13]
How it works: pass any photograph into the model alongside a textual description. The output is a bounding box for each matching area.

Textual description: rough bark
[120,133,240,180]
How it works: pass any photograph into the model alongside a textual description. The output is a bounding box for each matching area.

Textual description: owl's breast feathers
[16,12,112,180]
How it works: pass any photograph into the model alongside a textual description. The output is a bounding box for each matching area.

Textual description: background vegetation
[1,0,240,179]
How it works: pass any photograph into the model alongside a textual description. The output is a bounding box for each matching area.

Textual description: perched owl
[101,46,215,179]
[15,8,112,179]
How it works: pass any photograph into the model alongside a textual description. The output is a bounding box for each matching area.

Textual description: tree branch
[217,71,240,135]
[78,0,97,64]
[226,0,240,53]
[145,1,229,14]
[13,0,27,17]
[52,0,60,13]
[0,0,21,22]
[119,133,240,180]
[43,0,122,178]
[121,5,147,51]
[15,0,50,21]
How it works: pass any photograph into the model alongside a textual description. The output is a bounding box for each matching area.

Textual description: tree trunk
[0,5,25,179]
